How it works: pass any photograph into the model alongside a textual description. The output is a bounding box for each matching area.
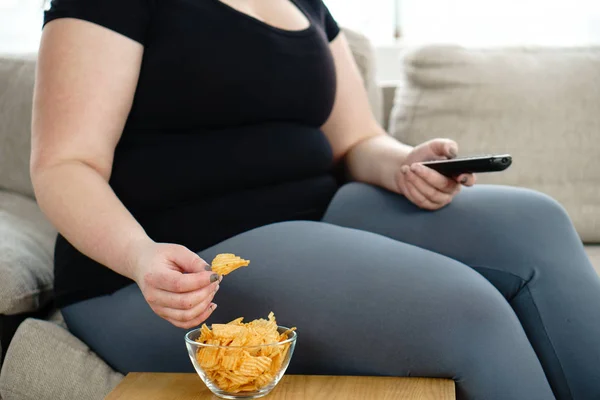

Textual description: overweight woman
[32,0,600,399]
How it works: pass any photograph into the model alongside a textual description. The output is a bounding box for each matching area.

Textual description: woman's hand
[396,139,476,210]
[130,240,220,329]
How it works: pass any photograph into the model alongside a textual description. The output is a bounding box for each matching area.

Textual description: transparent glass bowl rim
[185,325,297,350]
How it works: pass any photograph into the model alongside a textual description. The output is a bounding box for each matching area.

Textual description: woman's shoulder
[294,0,328,18]
[44,0,155,45]
[294,0,339,42]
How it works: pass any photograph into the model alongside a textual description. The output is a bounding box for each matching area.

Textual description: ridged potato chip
[195,312,295,393]
[211,253,250,276]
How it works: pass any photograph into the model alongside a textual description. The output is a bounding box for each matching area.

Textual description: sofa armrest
[0,190,56,316]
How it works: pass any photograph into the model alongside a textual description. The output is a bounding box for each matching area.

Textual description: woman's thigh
[62,221,553,400]
[323,182,600,399]
[322,182,596,287]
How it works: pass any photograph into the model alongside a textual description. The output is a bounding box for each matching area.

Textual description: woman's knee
[437,274,522,341]
[506,187,571,229]
[460,186,573,232]
[432,279,553,399]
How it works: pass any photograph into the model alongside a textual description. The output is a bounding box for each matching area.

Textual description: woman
[32,0,599,399]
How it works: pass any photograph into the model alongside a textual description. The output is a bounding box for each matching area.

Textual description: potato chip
[211,324,247,338]
[197,347,219,370]
[211,253,250,275]
[237,352,272,377]
[279,327,297,340]
[224,371,254,386]
[269,350,285,376]
[195,312,296,393]
[238,383,259,392]
[200,324,213,341]
[221,354,241,371]
[255,371,274,388]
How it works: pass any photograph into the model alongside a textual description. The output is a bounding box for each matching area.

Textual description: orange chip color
[195,313,295,393]
[211,253,250,276]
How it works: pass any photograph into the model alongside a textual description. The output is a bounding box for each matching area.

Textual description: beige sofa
[0,32,598,399]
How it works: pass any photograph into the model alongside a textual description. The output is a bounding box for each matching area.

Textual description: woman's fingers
[166,245,211,274]
[148,279,220,329]
[456,173,477,187]
[154,289,218,326]
[410,163,457,194]
[412,138,458,162]
[146,268,219,293]
[165,303,218,330]
[424,138,459,160]
[403,167,457,207]
[403,180,440,211]
[148,281,220,310]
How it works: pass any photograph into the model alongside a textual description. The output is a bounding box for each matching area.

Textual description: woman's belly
[141,175,338,251]
[109,122,338,250]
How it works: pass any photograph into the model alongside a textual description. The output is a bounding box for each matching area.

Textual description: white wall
[3,0,600,82]
[0,0,44,53]
[325,0,398,46]
[401,0,600,47]
[332,0,600,82]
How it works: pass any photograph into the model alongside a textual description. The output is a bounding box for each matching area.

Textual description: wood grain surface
[106,373,455,400]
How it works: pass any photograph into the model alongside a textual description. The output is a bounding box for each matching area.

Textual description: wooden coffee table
[106,373,455,400]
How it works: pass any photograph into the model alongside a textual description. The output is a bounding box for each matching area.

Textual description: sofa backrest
[0,54,37,199]
[389,45,600,242]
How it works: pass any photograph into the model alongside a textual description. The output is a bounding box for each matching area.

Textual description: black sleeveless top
[44,0,341,307]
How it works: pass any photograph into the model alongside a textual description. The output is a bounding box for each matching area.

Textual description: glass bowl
[185,326,297,399]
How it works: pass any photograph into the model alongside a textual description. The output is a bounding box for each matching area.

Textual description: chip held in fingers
[211,253,250,276]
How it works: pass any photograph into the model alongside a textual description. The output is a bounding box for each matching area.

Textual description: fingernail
[210,274,219,283]
[219,275,224,283]
[461,176,468,184]
[410,164,419,172]
[204,264,212,271]
[401,165,409,174]
[449,146,458,158]
[210,303,218,311]
[214,284,220,293]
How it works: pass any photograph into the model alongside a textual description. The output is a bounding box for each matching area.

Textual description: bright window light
[0,0,44,53]
[2,0,600,53]
[326,0,600,46]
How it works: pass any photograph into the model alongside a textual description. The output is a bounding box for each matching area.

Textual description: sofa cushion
[389,46,600,242]
[0,54,37,199]
[0,191,55,315]
[0,319,123,400]
[586,245,600,276]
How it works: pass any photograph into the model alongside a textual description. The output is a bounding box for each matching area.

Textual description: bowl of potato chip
[185,312,297,399]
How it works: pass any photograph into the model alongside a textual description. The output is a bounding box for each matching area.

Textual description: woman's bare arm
[31,18,151,279]
[32,19,154,277]
[33,19,218,328]
[321,34,474,206]
[320,34,413,193]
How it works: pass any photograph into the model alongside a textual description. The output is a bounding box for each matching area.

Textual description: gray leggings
[62,183,600,400]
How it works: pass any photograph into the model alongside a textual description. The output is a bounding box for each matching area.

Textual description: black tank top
[44,0,340,307]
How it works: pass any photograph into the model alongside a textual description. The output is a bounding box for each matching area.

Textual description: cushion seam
[0,285,53,314]
[1,285,52,300]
